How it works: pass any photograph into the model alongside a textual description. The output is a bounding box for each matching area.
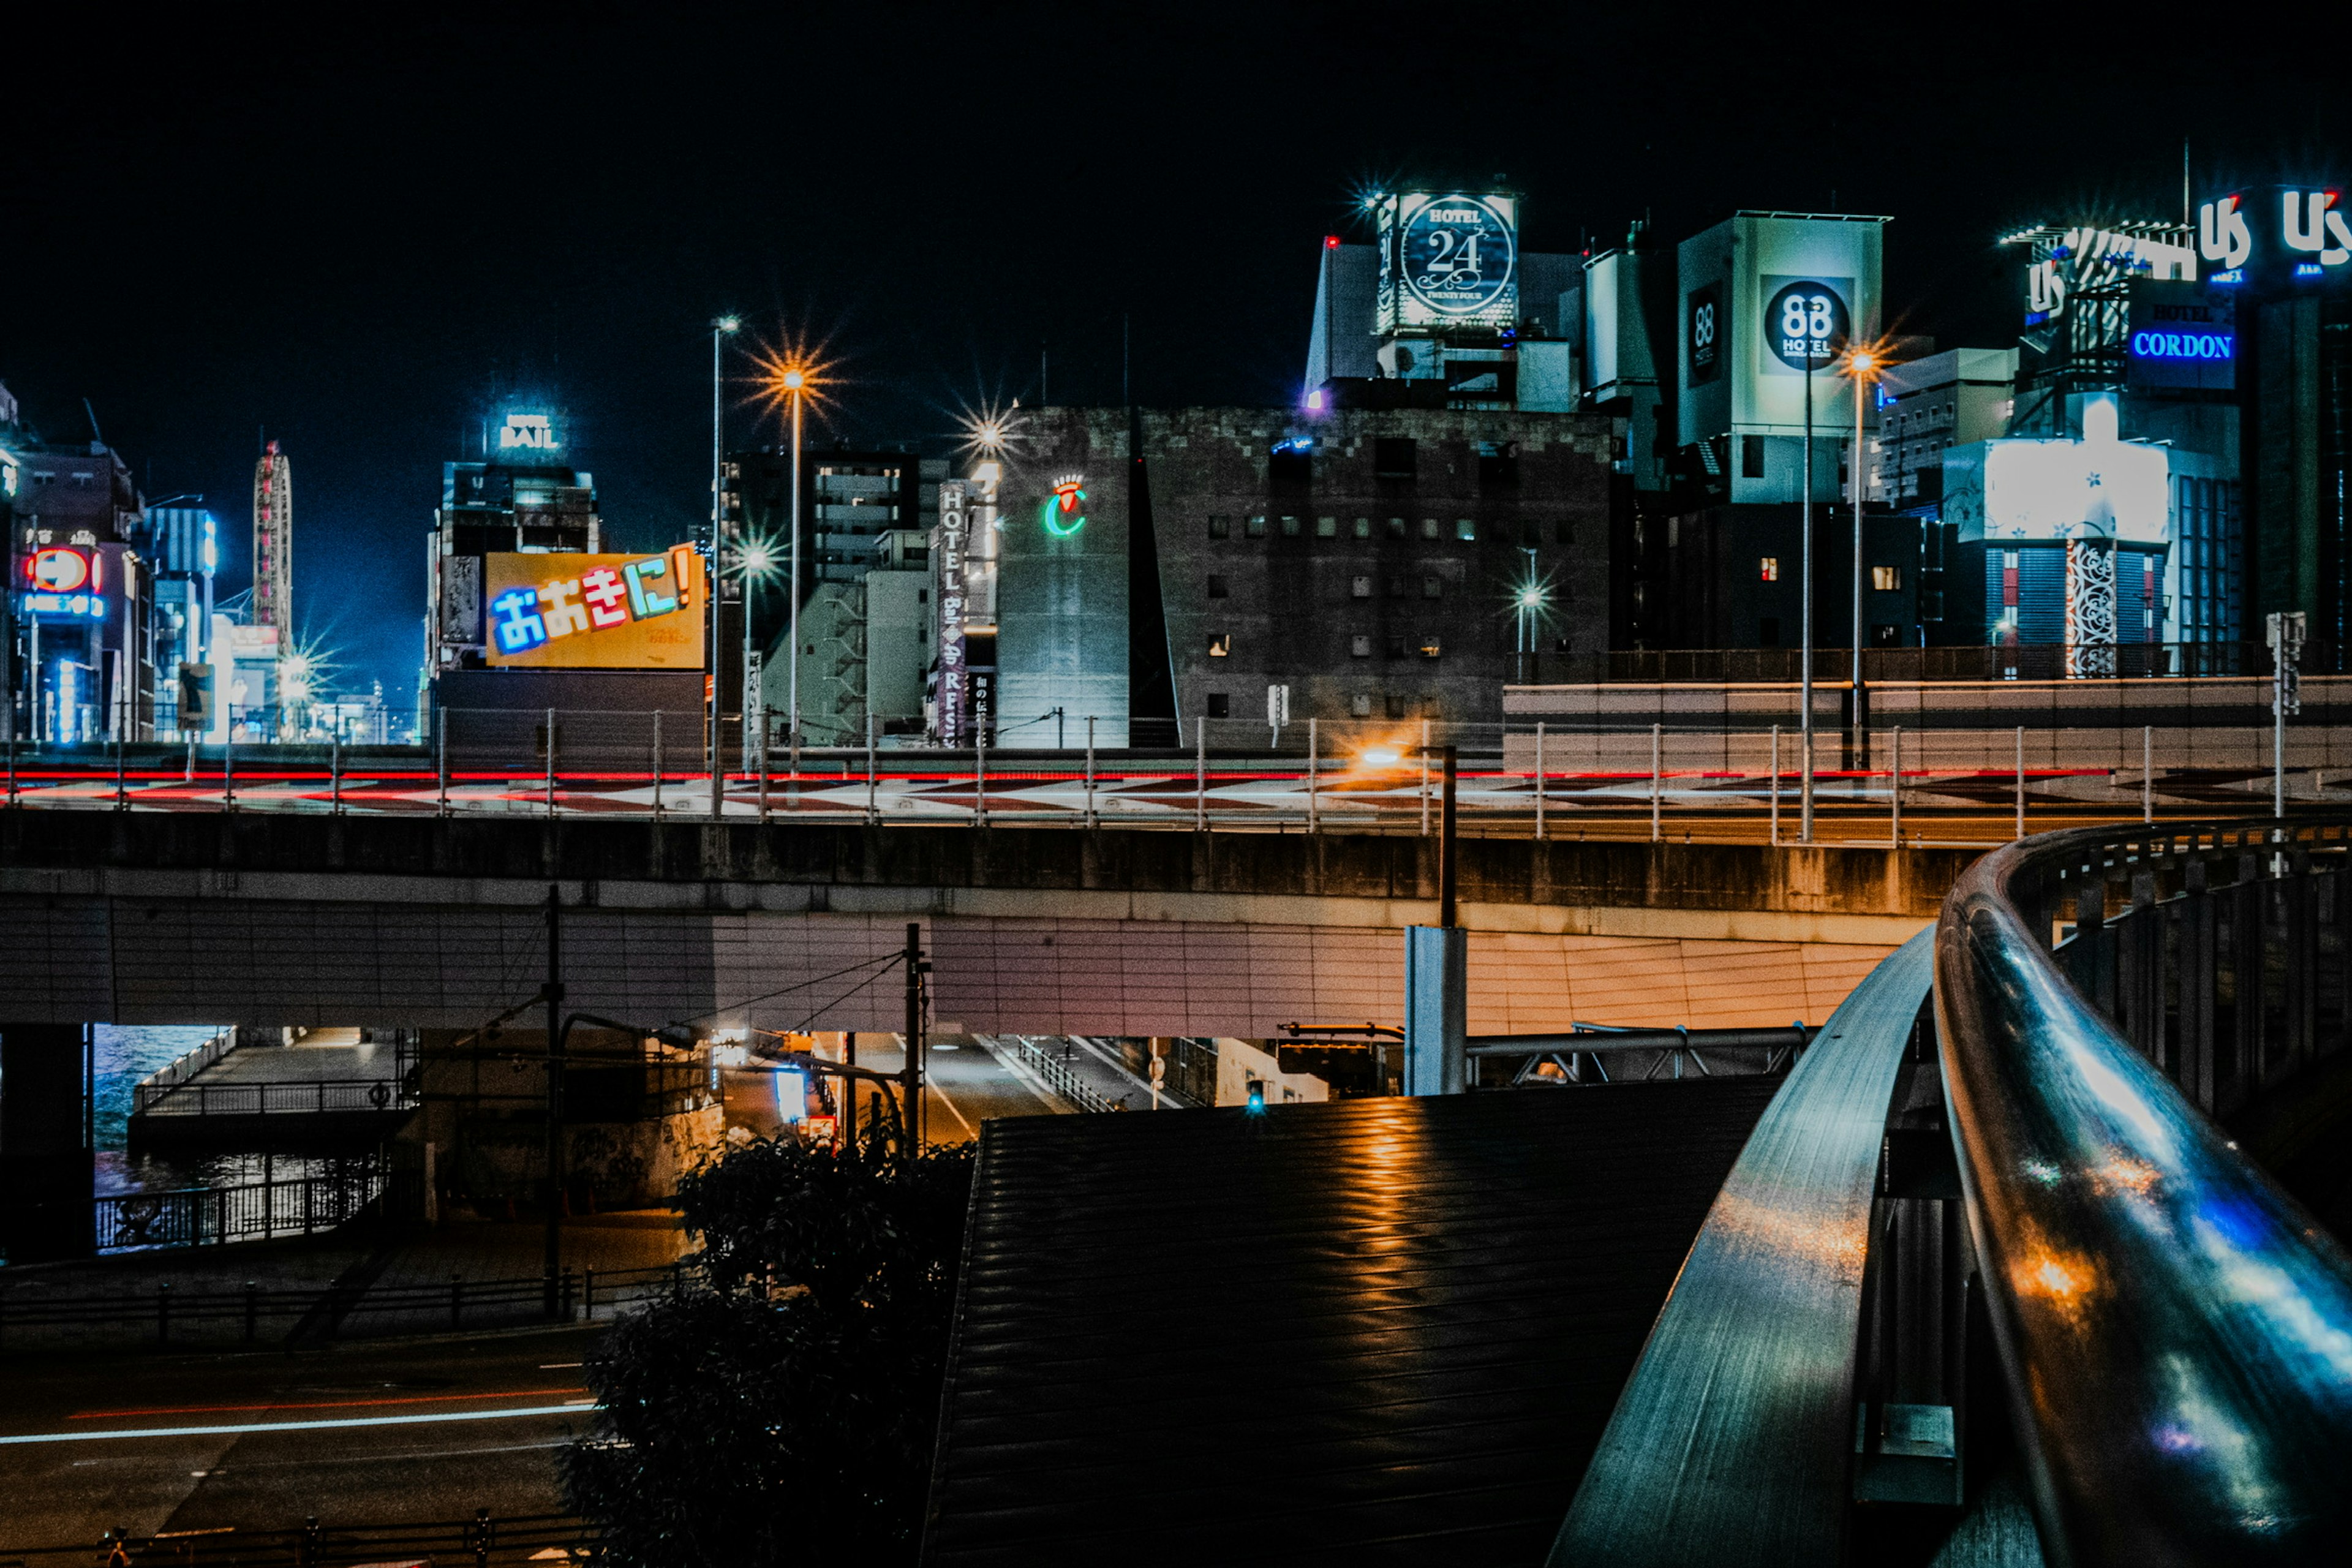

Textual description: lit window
[1351,576,1372,598]
[1872,565,1902,591]
[1420,518,1441,539]
[1352,516,1372,539]
[1208,634,1231,657]
[1247,515,1268,538]
[1455,519,1476,541]
[1316,516,1338,538]
[1350,635,1372,657]
[1351,693,1373,717]
[1760,557,1780,582]
[1420,636,1443,658]
[1280,516,1301,537]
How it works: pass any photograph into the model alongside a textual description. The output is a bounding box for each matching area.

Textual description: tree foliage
[564,1135,976,1566]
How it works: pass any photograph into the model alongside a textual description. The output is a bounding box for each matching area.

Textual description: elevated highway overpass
[0,809,1960,1035]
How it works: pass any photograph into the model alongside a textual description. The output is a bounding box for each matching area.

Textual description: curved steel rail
[1551,927,1937,1564]
[1937,818,2352,1561]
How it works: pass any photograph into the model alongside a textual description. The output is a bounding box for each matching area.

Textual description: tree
[564,1134,976,1566]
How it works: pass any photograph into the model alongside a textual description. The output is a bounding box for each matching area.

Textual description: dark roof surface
[921,1080,1781,1567]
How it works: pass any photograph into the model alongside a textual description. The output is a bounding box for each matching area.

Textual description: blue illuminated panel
[2126,279,2236,391]
[18,592,107,620]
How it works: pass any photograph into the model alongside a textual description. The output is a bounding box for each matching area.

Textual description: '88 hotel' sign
[1761,276,1852,373]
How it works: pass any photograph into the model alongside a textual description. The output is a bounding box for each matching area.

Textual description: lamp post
[1845,347,1880,763]
[781,369,806,753]
[1801,347,1815,843]
[739,535,778,771]
[1514,546,1544,684]
[709,315,740,816]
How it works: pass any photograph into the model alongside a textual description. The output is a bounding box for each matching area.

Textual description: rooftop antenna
[83,398,104,445]
[2182,137,2192,228]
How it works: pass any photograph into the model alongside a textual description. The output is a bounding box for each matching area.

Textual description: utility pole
[902,922,925,1160]
[542,884,565,1318]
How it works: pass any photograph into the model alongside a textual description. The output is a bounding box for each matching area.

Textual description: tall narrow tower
[253,440,293,635]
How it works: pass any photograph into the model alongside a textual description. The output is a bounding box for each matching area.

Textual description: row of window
[1209,514,1566,543]
[1756,556,1903,590]
[1206,573,1450,600]
[1207,633,1443,660]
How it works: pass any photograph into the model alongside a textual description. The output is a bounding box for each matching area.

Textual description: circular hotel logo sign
[1763,279,1851,371]
[1400,195,1518,323]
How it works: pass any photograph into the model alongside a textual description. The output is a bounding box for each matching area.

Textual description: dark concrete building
[983,404,1616,742]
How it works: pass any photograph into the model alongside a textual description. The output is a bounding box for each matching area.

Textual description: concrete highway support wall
[0,813,1968,1035]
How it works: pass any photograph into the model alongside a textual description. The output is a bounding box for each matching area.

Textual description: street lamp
[737,533,781,768]
[744,336,834,764]
[1842,346,1885,758]
[709,315,741,816]
[1512,566,1548,686]
[1801,340,1816,843]
[779,368,806,758]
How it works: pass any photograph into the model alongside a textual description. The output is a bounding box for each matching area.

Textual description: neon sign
[2128,330,2234,361]
[1041,475,1087,538]
[24,546,97,592]
[497,413,561,453]
[489,547,698,657]
[18,592,107,619]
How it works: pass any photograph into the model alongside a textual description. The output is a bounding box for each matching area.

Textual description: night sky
[5,7,2343,701]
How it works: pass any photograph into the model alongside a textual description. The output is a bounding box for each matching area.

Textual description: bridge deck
[921,1082,1779,1566]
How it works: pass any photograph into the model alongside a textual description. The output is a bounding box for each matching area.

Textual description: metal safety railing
[0,1261,693,1349]
[1934,815,2352,1557]
[0,1511,592,1568]
[1005,1036,1126,1114]
[89,1167,401,1252]
[1466,1023,1815,1087]
[131,1079,413,1117]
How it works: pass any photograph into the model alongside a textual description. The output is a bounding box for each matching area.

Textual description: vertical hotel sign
[936,478,968,744]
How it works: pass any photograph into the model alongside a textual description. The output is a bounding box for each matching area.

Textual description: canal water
[91,1025,350,1197]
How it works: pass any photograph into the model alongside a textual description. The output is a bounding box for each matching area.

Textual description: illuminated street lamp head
[1518,585,1545,609]
[744,331,837,425]
[1841,339,1895,381]
[738,535,781,579]
[715,315,741,334]
[952,396,1026,466]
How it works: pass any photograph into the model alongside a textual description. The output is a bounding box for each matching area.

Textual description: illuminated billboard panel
[1945,402,2169,547]
[2125,279,2236,391]
[1375,192,1520,333]
[483,547,707,669]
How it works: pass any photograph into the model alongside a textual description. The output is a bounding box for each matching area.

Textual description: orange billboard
[483,547,707,669]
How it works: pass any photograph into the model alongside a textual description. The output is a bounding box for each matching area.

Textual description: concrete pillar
[1403,926,1466,1096]
[0,1023,94,1262]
